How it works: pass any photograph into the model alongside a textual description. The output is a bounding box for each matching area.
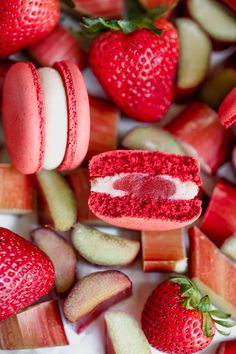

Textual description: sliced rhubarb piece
[216,339,236,353]
[166,102,233,174]
[122,126,185,155]
[27,25,85,69]
[0,164,33,214]
[218,87,236,128]
[221,234,236,262]
[142,229,187,273]
[187,0,236,43]
[201,179,236,246]
[86,96,119,161]
[72,224,140,267]
[67,168,105,225]
[31,227,77,293]
[200,68,236,110]
[189,226,236,318]
[36,170,77,231]
[105,311,151,354]
[223,0,236,12]
[89,150,202,231]
[0,300,68,349]
[64,270,132,333]
[175,18,212,98]
[70,0,123,18]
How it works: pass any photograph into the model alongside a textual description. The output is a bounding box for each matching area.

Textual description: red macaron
[88,150,202,231]
[2,60,90,174]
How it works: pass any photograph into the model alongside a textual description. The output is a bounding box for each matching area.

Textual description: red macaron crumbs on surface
[89,150,202,229]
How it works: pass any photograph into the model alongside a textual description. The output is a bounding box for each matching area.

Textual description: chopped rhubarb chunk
[189,227,236,318]
[0,300,68,349]
[0,164,33,214]
[142,229,187,273]
[166,102,233,174]
[86,96,119,160]
[201,179,236,246]
[67,168,106,225]
[218,87,236,128]
[27,25,85,69]
[72,0,123,18]
[217,340,236,354]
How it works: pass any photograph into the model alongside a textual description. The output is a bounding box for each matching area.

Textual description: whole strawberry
[142,276,234,353]
[88,17,179,122]
[0,228,55,320]
[0,0,60,59]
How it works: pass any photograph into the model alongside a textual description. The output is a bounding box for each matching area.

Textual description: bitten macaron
[89,150,202,231]
[2,60,90,174]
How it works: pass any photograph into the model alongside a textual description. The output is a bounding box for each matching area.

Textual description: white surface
[2,47,236,354]
[38,67,68,170]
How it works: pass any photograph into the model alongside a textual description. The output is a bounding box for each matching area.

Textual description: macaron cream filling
[91,173,199,201]
[37,67,68,170]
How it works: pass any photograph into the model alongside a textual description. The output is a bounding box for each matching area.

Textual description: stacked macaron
[2,60,90,174]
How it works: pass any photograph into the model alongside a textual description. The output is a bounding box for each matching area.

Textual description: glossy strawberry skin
[0,0,60,59]
[141,281,215,353]
[89,19,179,122]
[0,228,55,320]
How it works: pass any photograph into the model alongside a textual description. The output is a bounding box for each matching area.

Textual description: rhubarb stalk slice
[72,224,140,267]
[142,229,187,273]
[187,0,236,42]
[200,68,236,110]
[64,270,132,333]
[32,227,77,293]
[166,102,233,174]
[218,87,236,128]
[189,227,236,318]
[122,126,185,155]
[36,170,77,231]
[176,18,212,97]
[27,25,85,69]
[0,300,68,349]
[69,0,123,18]
[105,311,151,354]
[201,179,236,246]
[216,340,236,354]
[67,168,105,225]
[0,164,33,214]
[86,96,119,161]
[221,234,236,262]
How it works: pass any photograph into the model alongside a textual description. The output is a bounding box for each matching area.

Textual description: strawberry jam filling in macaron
[2,61,90,174]
[89,150,202,230]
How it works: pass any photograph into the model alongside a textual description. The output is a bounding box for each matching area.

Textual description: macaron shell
[2,62,45,174]
[54,61,90,171]
[90,213,202,231]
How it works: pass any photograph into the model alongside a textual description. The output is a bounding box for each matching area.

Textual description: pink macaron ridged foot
[88,150,202,231]
[54,61,90,171]
[2,62,45,175]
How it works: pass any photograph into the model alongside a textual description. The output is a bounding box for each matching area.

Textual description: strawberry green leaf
[213,319,236,328]
[216,328,231,336]
[125,0,146,20]
[198,295,211,313]
[202,313,214,338]
[80,16,162,35]
[210,310,231,319]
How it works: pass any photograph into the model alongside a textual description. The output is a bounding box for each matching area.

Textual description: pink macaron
[2,60,90,174]
[88,150,202,231]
